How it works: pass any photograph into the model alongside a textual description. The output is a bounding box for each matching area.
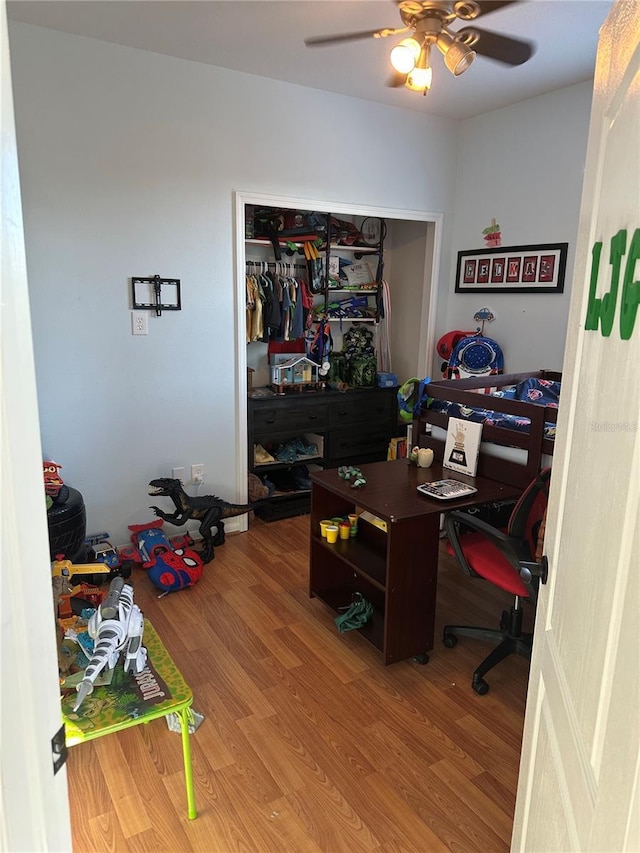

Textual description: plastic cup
[325,525,339,544]
[339,521,351,540]
[331,517,344,525]
[319,519,333,538]
[348,514,358,536]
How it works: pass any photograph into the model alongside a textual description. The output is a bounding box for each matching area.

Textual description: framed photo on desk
[444,419,483,476]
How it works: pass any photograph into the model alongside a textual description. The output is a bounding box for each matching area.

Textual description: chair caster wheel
[443,633,458,648]
[413,653,430,665]
[472,678,489,695]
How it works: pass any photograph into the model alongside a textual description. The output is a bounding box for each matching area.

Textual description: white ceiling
[7,0,613,120]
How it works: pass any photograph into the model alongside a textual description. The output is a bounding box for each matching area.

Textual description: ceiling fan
[304,1,535,95]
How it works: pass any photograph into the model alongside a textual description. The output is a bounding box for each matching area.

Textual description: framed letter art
[455,243,568,294]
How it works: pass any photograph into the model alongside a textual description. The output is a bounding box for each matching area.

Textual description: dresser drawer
[326,427,391,461]
[329,391,395,428]
[252,401,328,436]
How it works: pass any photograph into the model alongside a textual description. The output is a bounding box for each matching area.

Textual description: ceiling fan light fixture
[390,37,421,74]
[405,42,432,93]
[435,30,454,57]
[436,29,475,76]
[405,65,433,92]
[445,40,476,76]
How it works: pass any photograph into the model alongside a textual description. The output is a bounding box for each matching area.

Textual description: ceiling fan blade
[474,1,521,16]
[386,71,407,88]
[458,26,534,66]
[305,29,393,48]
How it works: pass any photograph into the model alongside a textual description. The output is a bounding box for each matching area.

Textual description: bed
[413,370,562,489]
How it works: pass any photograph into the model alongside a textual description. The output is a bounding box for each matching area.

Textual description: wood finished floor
[67,514,532,853]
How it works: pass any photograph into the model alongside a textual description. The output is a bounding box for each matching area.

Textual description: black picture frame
[455,243,568,294]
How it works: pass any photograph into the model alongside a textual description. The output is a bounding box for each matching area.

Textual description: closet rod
[246,261,307,271]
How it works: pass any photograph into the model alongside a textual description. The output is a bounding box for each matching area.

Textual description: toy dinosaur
[148,478,258,564]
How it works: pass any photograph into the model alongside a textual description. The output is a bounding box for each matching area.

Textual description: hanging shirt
[263,272,282,341]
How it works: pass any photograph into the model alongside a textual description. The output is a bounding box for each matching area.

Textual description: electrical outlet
[132,312,148,335]
[191,464,205,484]
[172,467,185,481]
[131,312,148,335]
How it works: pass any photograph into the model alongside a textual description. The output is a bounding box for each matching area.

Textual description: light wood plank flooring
[67,513,532,852]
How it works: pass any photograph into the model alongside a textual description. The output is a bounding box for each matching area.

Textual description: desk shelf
[311,579,386,652]
[312,530,387,590]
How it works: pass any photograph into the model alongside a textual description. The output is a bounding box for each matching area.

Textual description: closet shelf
[328,244,380,255]
[254,455,323,471]
[328,288,379,294]
[245,238,380,255]
[325,317,377,324]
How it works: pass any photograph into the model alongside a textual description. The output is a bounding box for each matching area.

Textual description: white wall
[8,23,458,545]
[386,219,435,384]
[442,81,594,376]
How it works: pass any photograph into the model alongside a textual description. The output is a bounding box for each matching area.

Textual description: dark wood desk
[309,460,521,665]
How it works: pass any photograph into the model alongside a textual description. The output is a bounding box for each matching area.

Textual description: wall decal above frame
[455,243,568,294]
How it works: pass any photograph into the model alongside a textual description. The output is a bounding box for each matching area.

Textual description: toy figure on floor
[43,459,69,505]
[120,520,203,594]
[73,576,147,712]
[148,477,259,563]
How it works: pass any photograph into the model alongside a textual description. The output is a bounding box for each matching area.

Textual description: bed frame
[413,370,562,489]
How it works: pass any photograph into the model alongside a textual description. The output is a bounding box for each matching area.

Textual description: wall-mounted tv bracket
[131,275,181,316]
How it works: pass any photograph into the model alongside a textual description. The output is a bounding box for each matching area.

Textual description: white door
[1,0,73,848]
[512,2,640,851]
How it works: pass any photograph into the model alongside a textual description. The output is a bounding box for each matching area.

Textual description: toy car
[90,541,121,569]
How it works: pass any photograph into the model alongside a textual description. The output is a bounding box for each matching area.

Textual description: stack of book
[387,436,407,461]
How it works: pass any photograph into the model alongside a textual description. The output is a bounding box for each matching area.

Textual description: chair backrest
[507,467,552,558]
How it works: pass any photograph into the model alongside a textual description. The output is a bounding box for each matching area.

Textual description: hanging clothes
[290,279,305,340]
[246,273,257,343]
[245,261,309,344]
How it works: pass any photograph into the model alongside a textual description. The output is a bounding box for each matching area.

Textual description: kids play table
[60,619,197,819]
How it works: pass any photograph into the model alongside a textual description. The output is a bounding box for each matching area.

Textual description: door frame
[233,190,444,522]
[2,0,73,846]
[511,1,640,847]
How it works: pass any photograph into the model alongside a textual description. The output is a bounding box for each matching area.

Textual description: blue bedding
[427,377,560,440]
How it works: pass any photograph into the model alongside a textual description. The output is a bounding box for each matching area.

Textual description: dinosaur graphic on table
[148,478,257,564]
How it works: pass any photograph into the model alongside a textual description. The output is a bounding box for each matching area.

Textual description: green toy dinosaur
[148,478,258,564]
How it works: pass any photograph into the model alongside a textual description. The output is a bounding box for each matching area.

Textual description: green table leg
[176,706,197,819]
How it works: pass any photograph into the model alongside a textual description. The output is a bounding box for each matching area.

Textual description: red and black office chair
[443,468,551,695]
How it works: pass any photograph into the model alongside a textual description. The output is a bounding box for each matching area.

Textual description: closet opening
[233,191,443,526]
